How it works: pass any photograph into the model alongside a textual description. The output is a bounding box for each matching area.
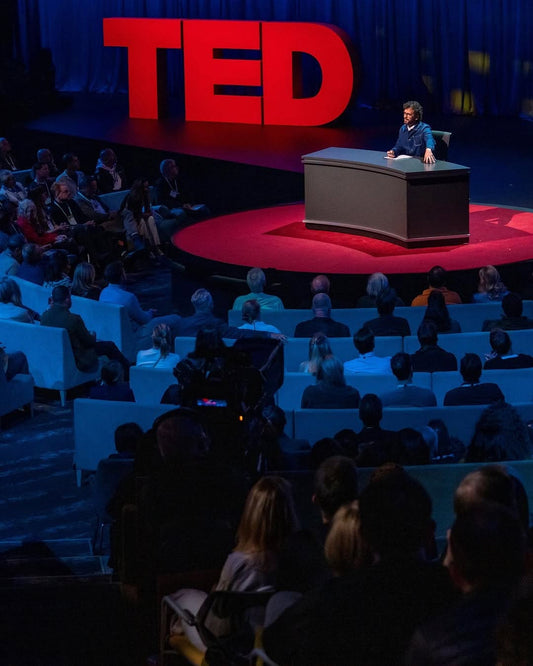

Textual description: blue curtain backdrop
[15,0,533,118]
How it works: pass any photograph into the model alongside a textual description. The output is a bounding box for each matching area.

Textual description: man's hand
[386,150,396,158]
[423,148,436,164]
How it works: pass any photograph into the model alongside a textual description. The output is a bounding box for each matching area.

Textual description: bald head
[311,274,330,296]
[312,292,332,317]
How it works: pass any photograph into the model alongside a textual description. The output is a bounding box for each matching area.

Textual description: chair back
[431,130,452,161]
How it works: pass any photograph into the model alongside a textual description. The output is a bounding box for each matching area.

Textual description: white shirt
[136,348,180,369]
[344,352,392,375]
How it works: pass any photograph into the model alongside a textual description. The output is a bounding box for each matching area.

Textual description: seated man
[355,393,402,467]
[28,162,54,204]
[484,328,533,369]
[41,285,131,377]
[99,261,181,352]
[0,234,23,276]
[380,352,437,407]
[15,243,45,285]
[238,299,281,334]
[175,287,226,337]
[0,137,17,171]
[75,174,121,228]
[36,147,59,178]
[411,265,462,306]
[410,321,458,373]
[89,359,135,402]
[362,288,410,337]
[482,292,533,331]
[294,293,350,338]
[344,325,392,375]
[55,152,85,193]
[95,148,127,194]
[443,353,505,406]
[232,267,284,312]
[154,158,209,227]
[356,272,404,308]
[301,355,360,409]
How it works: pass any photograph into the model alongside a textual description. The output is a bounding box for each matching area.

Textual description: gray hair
[366,273,389,298]
[191,288,214,312]
[246,267,266,293]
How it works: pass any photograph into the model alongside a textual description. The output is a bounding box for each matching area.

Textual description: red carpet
[173,203,533,274]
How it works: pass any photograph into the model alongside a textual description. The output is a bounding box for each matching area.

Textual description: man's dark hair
[460,353,482,383]
[358,469,433,557]
[313,455,358,522]
[104,261,124,284]
[449,502,525,588]
[502,292,523,318]
[51,284,70,305]
[353,326,374,355]
[242,299,261,324]
[359,393,382,428]
[399,428,431,465]
[114,422,144,455]
[376,288,397,316]
[428,265,447,288]
[390,352,412,381]
[417,320,438,346]
[62,152,77,168]
[490,328,511,356]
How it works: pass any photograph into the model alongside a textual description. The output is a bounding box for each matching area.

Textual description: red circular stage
[174,203,533,274]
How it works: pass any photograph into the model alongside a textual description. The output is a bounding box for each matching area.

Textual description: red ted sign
[103,18,354,125]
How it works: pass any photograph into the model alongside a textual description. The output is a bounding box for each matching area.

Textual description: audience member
[356,272,404,308]
[136,323,180,369]
[16,197,68,248]
[312,455,358,530]
[95,148,126,194]
[109,422,143,459]
[324,502,366,576]
[88,359,135,402]
[473,265,508,303]
[355,393,402,467]
[298,332,332,374]
[41,285,131,377]
[310,274,330,299]
[75,174,120,227]
[294,293,349,338]
[398,427,431,465]
[380,352,437,407]
[444,353,505,406]
[0,137,17,171]
[309,438,345,469]
[253,404,311,471]
[154,158,208,231]
[362,287,410,336]
[119,177,162,254]
[0,170,26,217]
[42,249,71,289]
[28,162,53,203]
[70,262,101,300]
[422,289,461,333]
[301,355,360,409]
[428,418,465,463]
[174,288,225,337]
[0,343,30,381]
[232,267,284,312]
[99,261,181,352]
[484,328,533,369]
[406,502,525,665]
[16,243,45,285]
[37,147,59,177]
[411,265,462,306]
[56,152,85,192]
[410,321,458,372]
[0,233,23,275]
[238,298,281,334]
[466,402,532,462]
[343,325,392,375]
[482,292,533,331]
[0,276,36,323]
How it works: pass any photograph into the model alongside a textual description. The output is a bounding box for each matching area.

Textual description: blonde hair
[235,476,299,569]
[478,265,507,299]
[324,501,365,576]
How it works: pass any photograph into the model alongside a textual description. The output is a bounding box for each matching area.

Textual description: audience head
[428,418,465,463]
[100,359,124,386]
[71,262,96,294]
[37,148,54,165]
[316,355,346,387]
[32,161,49,180]
[191,288,213,313]
[0,137,12,153]
[324,502,365,576]
[478,265,505,295]
[417,320,438,347]
[104,261,125,285]
[460,353,482,383]
[22,243,42,266]
[502,292,523,318]
[0,170,14,188]
[114,422,143,456]
[52,179,74,201]
[448,502,525,591]
[313,455,358,523]
[489,328,512,356]
[310,274,330,296]
[366,272,389,299]
[246,267,266,294]
[427,265,447,288]
[424,290,451,331]
[359,393,382,428]
[242,298,261,324]
[50,284,71,306]
[160,158,178,178]
[307,333,332,373]
[98,148,117,167]
[261,404,287,438]
[151,323,172,357]
[312,292,332,317]
[454,465,518,517]
[154,408,210,466]
[0,276,23,305]
[193,325,226,358]
[17,198,37,221]
[310,438,345,469]
[398,427,431,465]
[236,476,299,563]
[376,287,397,315]
[466,402,532,463]
[358,468,433,558]
[62,152,80,171]
[353,325,375,355]
[390,352,412,382]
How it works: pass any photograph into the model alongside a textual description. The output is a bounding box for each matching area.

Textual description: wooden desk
[303,147,470,247]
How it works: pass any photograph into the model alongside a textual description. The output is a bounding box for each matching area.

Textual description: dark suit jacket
[294,316,350,338]
[443,382,504,406]
[363,314,411,337]
[411,345,458,373]
[89,383,135,402]
[41,304,98,371]
[482,316,533,331]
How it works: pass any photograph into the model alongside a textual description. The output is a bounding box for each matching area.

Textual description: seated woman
[0,276,38,322]
[16,197,69,248]
[167,475,299,652]
[120,177,163,255]
[299,332,332,374]
[42,249,72,289]
[324,501,367,577]
[473,265,509,303]
[88,360,135,402]
[301,355,360,409]
[421,290,461,334]
[70,262,101,300]
[136,323,180,369]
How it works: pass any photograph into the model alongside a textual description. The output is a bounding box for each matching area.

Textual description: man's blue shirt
[391,122,436,157]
